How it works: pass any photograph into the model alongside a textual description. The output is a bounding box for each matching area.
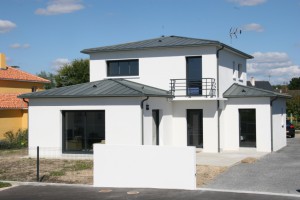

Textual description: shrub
[0,129,28,149]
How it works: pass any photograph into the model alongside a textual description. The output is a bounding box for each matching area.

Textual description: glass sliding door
[187,109,203,148]
[62,111,105,153]
[239,109,256,147]
[186,57,202,96]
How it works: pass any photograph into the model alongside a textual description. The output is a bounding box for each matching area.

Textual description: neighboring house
[19,36,289,156]
[0,53,50,139]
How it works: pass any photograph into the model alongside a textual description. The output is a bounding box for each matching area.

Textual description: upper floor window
[107,60,139,77]
[238,64,243,79]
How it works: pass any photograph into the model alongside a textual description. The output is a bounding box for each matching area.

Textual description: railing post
[37,146,39,182]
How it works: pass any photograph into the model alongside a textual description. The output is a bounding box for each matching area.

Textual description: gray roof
[223,83,291,98]
[18,79,172,99]
[247,81,274,91]
[81,35,253,59]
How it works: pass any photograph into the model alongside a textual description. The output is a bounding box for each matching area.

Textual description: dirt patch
[196,165,228,187]
[241,157,257,164]
[0,149,93,184]
[1,149,228,187]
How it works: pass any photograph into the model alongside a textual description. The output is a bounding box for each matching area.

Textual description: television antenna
[229,27,242,43]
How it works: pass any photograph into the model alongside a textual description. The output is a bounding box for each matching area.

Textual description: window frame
[107,59,139,77]
[62,110,105,154]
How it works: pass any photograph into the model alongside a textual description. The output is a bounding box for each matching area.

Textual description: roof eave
[18,94,173,99]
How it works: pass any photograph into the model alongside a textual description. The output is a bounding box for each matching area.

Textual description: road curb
[197,187,300,198]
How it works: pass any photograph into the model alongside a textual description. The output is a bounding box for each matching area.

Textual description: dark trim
[140,96,149,145]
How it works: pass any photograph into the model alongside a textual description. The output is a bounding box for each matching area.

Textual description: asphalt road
[0,185,299,200]
[204,136,300,195]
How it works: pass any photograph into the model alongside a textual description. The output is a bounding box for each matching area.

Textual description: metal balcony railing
[170,78,216,97]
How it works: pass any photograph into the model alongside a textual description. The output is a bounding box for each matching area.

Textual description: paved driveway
[203,135,300,195]
[0,185,299,200]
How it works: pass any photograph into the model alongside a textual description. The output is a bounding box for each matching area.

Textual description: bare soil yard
[0,149,227,187]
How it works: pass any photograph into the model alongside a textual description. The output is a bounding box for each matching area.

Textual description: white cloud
[228,0,267,6]
[10,43,30,49]
[242,23,264,32]
[35,0,84,15]
[51,58,70,71]
[247,52,300,84]
[0,20,16,33]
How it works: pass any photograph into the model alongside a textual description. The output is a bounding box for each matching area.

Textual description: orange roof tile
[0,66,50,83]
[0,93,28,109]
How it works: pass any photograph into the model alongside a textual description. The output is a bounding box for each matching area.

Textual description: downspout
[216,45,224,153]
[270,96,278,152]
[22,98,29,105]
[140,96,149,145]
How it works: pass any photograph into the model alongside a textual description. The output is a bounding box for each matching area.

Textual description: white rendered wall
[218,50,247,97]
[221,98,272,152]
[94,144,196,190]
[272,98,287,151]
[28,97,143,157]
[172,100,218,153]
[142,97,173,146]
[89,46,218,91]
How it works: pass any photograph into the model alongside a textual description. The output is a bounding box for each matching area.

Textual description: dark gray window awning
[223,83,291,98]
[18,79,173,99]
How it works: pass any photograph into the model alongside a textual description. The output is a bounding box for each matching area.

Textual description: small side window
[238,64,243,79]
[32,86,37,92]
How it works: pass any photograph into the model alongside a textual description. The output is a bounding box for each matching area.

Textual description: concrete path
[203,135,300,195]
[0,184,299,200]
[197,149,267,167]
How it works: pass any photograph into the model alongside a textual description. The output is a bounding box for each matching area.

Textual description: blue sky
[0,0,299,85]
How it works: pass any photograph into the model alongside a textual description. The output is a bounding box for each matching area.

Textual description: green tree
[37,71,56,89]
[55,59,89,87]
[288,77,300,90]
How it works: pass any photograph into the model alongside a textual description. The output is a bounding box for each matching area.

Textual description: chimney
[0,53,7,70]
[250,77,255,86]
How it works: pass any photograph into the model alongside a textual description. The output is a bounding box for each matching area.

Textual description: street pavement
[0,184,299,200]
[203,136,300,195]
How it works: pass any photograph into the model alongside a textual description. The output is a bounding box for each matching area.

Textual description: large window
[107,60,139,76]
[62,111,105,153]
[186,56,202,96]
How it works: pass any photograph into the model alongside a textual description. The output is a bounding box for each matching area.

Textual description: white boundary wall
[94,144,196,190]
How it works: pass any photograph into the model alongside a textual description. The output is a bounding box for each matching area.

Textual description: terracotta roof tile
[0,93,28,109]
[0,66,50,83]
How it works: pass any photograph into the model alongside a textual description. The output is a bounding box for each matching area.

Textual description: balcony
[170,78,216,97]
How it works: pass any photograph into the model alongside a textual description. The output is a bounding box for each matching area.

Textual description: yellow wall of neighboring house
[0,109,28,139]
[0,80,45,93]
[0,79,45,140]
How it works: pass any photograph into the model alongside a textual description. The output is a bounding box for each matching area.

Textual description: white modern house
[20,36,289,156]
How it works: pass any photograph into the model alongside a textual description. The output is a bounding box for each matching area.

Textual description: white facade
[26,38,288,157]
[90,46,247,97]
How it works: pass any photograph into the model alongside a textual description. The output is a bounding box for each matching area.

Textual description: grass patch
[49,170,65,176]
[73,161,93,171]
[0,182,12,188]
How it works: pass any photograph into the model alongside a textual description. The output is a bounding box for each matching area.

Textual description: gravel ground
[203,135,300,195]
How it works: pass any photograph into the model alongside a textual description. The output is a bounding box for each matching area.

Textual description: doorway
[187,109,203,148]
[239,109,256,147]
[152,110,160,145]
